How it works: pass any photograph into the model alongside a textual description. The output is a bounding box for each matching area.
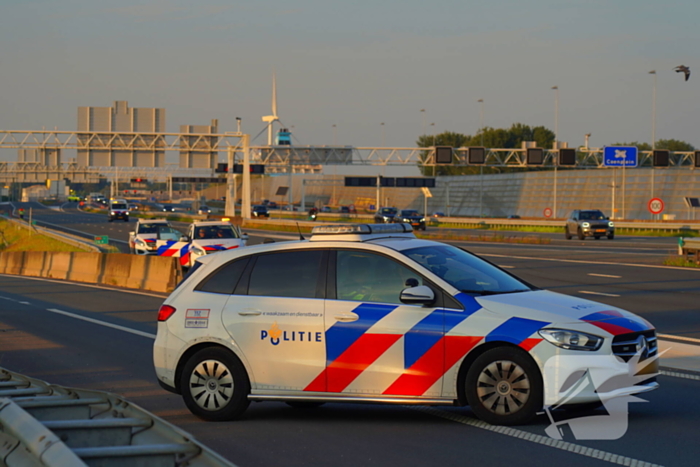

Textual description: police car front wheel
[465,347,543,426]
[180,347,250,421]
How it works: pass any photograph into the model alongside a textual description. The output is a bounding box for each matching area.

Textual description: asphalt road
[0,275,698,467]
[2,201,700,466]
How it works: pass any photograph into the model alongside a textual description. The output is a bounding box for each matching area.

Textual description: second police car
[156,220,247,268]
[153,224,658,425]
[129,219,182,255]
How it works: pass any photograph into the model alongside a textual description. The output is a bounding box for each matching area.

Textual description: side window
[336,250,422,305]
[248,250,324,299]
[195,257,249,294]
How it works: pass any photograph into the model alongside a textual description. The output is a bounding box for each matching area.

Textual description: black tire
[594,235,600,240]
[577,228,585,240]
[564,228,572,240]
[180,347,250,421]
[607,233,614,240]
[421,225,427,231]
[124,218,129,222]
[465,347,543,426]
[286,401,325,409]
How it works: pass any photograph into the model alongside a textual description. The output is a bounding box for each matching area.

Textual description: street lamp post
[380,122,385,147]
[420,109,426,137]
[552,86,559,219]
[649,70,657,216]
[332,124,337,145]
[236,117,241,133]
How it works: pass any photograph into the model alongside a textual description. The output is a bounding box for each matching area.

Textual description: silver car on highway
[565,209,614,240]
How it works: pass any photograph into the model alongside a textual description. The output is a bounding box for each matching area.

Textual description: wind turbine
[261,72,279,145]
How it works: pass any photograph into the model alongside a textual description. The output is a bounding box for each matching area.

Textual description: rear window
[195,258,249,295]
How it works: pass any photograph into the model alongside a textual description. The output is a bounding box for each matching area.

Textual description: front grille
[612,330,657,362]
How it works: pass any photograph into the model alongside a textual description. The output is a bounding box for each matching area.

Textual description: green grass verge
[0,220,90,252]
[663,256,700,268]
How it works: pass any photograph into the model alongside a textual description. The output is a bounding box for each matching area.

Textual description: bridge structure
[1,129,697,218]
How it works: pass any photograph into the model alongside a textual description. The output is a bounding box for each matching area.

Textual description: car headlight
[582,222,590,228]
[608,221,614,227]
[421,217,426,222]
[191,246,206,256]
[538,328,603,351]
[110,211,116,215]
[134,239,146,246]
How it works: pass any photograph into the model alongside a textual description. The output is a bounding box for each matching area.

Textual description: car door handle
[334,313,359,322]
[238,309,262,316]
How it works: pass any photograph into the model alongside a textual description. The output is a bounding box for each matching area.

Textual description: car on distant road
[393,209,426,230]
[108,199,129,222]
[374,207,398,223]
[565,209,614,240]
[251,205,270,218]
[198,206,212,215]
[432,212,445,218]
[67,195,81,202]
[153,223,658,425]
[507,214,521,219]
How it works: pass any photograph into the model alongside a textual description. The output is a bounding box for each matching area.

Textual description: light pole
[649,70,657,211]
[332,124,337,145]
[380,122,385,147]
[420,109,426,137]
[236,117,241,133]
[552,86,559,218]
[477,99,484,217]
[477,99,484,146]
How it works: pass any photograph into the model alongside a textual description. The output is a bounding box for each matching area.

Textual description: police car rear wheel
[465,347,542,426]
[181,348,250,421]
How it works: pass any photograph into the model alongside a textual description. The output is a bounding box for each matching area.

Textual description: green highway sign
[94,235,109,245]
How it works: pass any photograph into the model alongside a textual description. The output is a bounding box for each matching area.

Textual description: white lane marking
[46,308,156,339]
[660,369,700,381]
[0,274,168,298]
[480,253,700,272]
[19,301,31,305]
[579,291,620,297]
[588,273,622,278]
[499,265,515,269]
[413,407,663,467]
[0,296,17,301]
[658,333,700,344]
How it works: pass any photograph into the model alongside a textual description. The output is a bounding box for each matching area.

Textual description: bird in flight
[674,65,691,81]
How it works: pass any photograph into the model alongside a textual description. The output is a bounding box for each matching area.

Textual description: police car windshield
[402,245,531,295]
[195,225,239,239]
[111,203,127,210]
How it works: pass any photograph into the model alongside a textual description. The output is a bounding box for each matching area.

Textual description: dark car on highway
[374,207,398,223]
[565,209,614,240]
[252,205,270,218]
[393,209,426,230]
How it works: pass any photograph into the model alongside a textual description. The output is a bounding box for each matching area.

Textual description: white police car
[156,220,247,268]
[129,219,181,255]
[153,224,658,425]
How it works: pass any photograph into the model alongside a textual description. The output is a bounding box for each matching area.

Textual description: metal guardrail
[0,367,236,467]
[0,214,101,253]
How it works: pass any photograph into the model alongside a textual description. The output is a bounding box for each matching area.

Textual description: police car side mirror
[129,231,135,236]
[241,233,249,241]
[400,285,435,306]
[180,236,189,242]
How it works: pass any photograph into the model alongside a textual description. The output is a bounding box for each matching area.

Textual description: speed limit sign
[543,207,553,218]
[648,198,664,215]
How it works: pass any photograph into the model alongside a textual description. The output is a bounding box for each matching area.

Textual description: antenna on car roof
[296,222,305,240]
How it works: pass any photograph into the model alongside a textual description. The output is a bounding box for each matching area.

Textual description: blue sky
[1,0,699,157]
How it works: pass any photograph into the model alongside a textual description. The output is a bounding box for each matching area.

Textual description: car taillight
[158,305,176,321]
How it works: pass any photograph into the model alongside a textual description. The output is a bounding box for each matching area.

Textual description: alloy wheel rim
[189,359,235,411]
[476,360,530,415]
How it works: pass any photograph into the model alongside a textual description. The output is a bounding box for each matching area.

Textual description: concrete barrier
[0,252,180,294]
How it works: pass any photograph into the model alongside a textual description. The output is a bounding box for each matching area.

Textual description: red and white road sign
[648,198,664,215]
[543,207,553,218]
